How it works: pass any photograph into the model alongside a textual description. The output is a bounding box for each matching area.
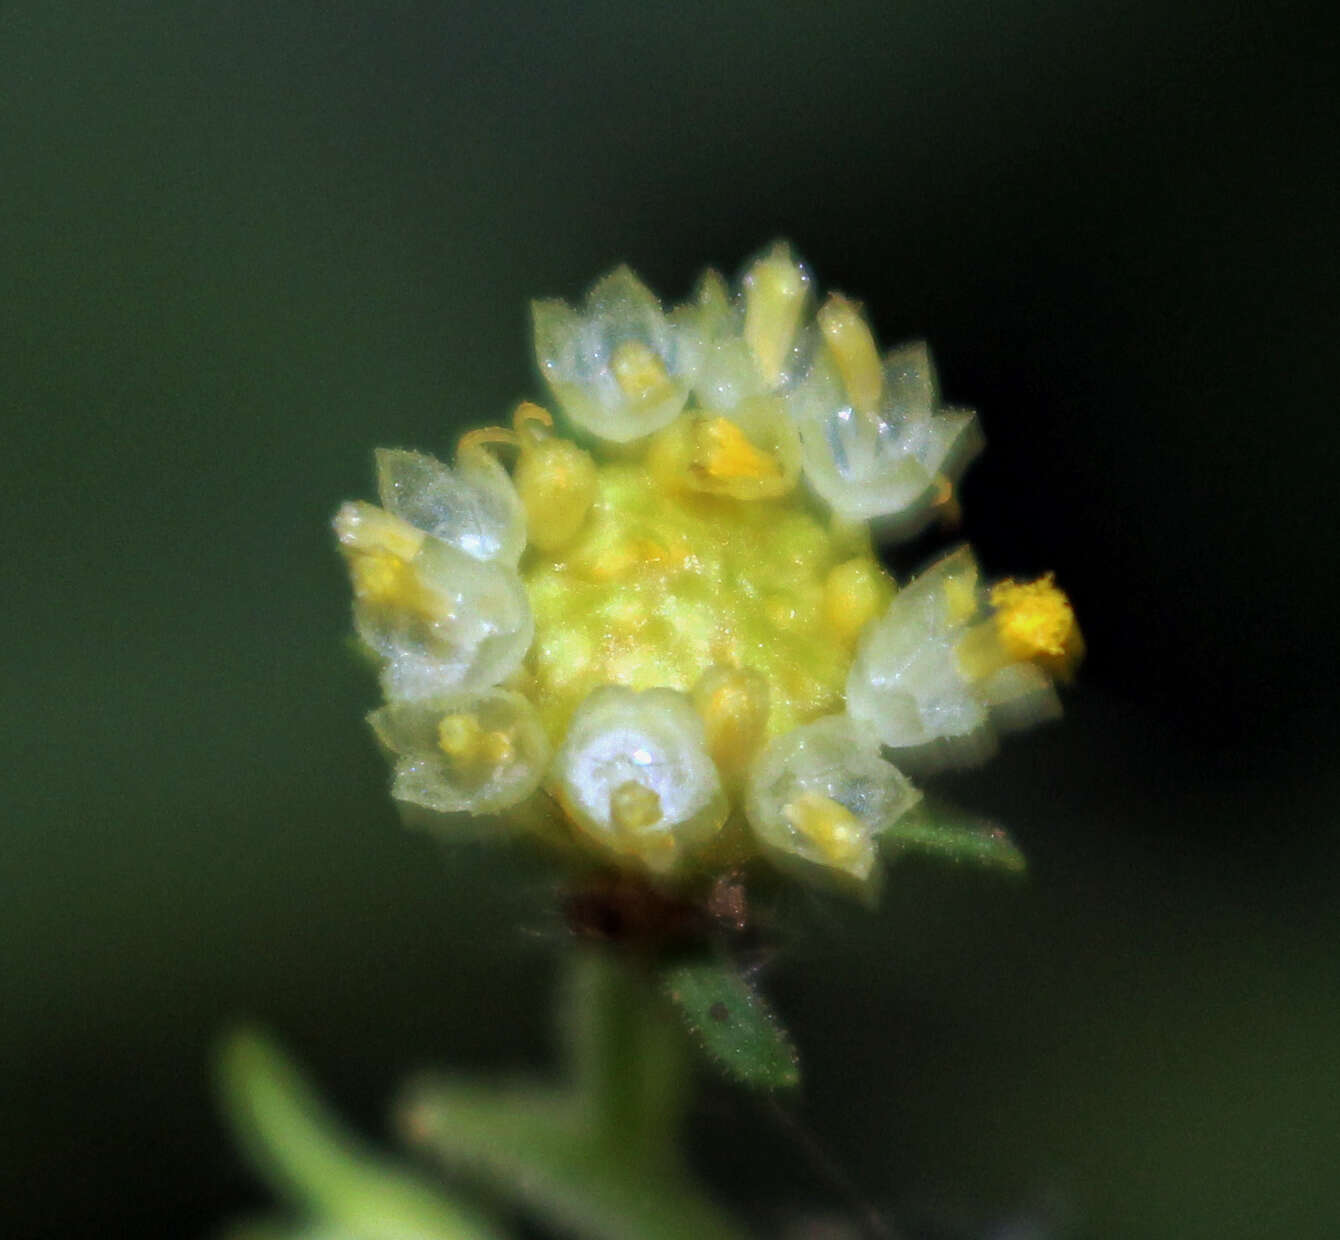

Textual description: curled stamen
[512,401,555,440]
[458,425,522,460]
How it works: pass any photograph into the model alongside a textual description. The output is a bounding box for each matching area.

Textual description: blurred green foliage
[3,2,1337,1238]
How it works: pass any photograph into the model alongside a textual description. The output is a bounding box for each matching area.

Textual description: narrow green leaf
[399,1080,752,1240]
[884,800,1026,874]
[216,1027,509,1240]
[660,958,800,1092]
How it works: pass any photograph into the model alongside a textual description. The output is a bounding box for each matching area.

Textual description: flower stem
[565,946,690,1169]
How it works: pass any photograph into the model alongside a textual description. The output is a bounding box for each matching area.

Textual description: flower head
[335,244,1080,896]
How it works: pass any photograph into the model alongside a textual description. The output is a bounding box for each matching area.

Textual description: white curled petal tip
[375,447,526,566]
[552,685,727,873]
[745,715,920,884]
[369,690,549,819]
[358,539,533,701]
[531,266,691,443]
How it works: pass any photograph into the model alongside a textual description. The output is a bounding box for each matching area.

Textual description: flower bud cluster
[335,244,1081,895]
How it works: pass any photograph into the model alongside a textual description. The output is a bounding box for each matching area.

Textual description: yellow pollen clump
[990,574,1083,679]
[437,713,515,779]
[783,791,872,873]
[818,293,883,416]
[609,779,664,834]
[692,416,783,483]
[611,339,673,404]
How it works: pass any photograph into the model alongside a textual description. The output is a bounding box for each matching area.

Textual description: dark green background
[4,2,1336,1236]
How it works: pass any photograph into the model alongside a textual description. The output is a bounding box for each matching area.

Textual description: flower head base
[336,243,1081,897]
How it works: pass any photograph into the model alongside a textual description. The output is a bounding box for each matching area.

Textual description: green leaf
[216,1027,510,1240]
[399,1080,752,1240]
[884,799,1026,874]
[660,958,800,1092]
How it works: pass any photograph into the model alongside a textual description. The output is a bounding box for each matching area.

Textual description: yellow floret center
[783,791,873,873]
[334,502,437,617]
[609,780,664,834]
[519,454,892,745]
[436,713,515,781]
[990,574,1083,678]
[611,339,673,404]
[692,416,783,483]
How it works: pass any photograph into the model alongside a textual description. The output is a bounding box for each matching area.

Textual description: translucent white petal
[792,347,983,528]
[882,340,938,417]
[369,690,548,817]
[552,686,727,873]
[978,661,1062,732]
[745,715,920,881]
[845,548,988,752]
[354,537,532,701]
[532,267,692,442]
[376,447,525,566]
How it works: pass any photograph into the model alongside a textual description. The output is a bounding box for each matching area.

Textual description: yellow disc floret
[519,422,892,745]
[513,407,599,553]
[692,665,771,781]
[823,557,891,645]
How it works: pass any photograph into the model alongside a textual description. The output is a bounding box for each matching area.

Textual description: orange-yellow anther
[823,558,889,644]
[990,574,1084,679]
[783,791,873,874]
[693,666,770,778]
[818,293,883,416]
[611,339,673,404]
[743,244,809,386]
[692,416,783,483]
